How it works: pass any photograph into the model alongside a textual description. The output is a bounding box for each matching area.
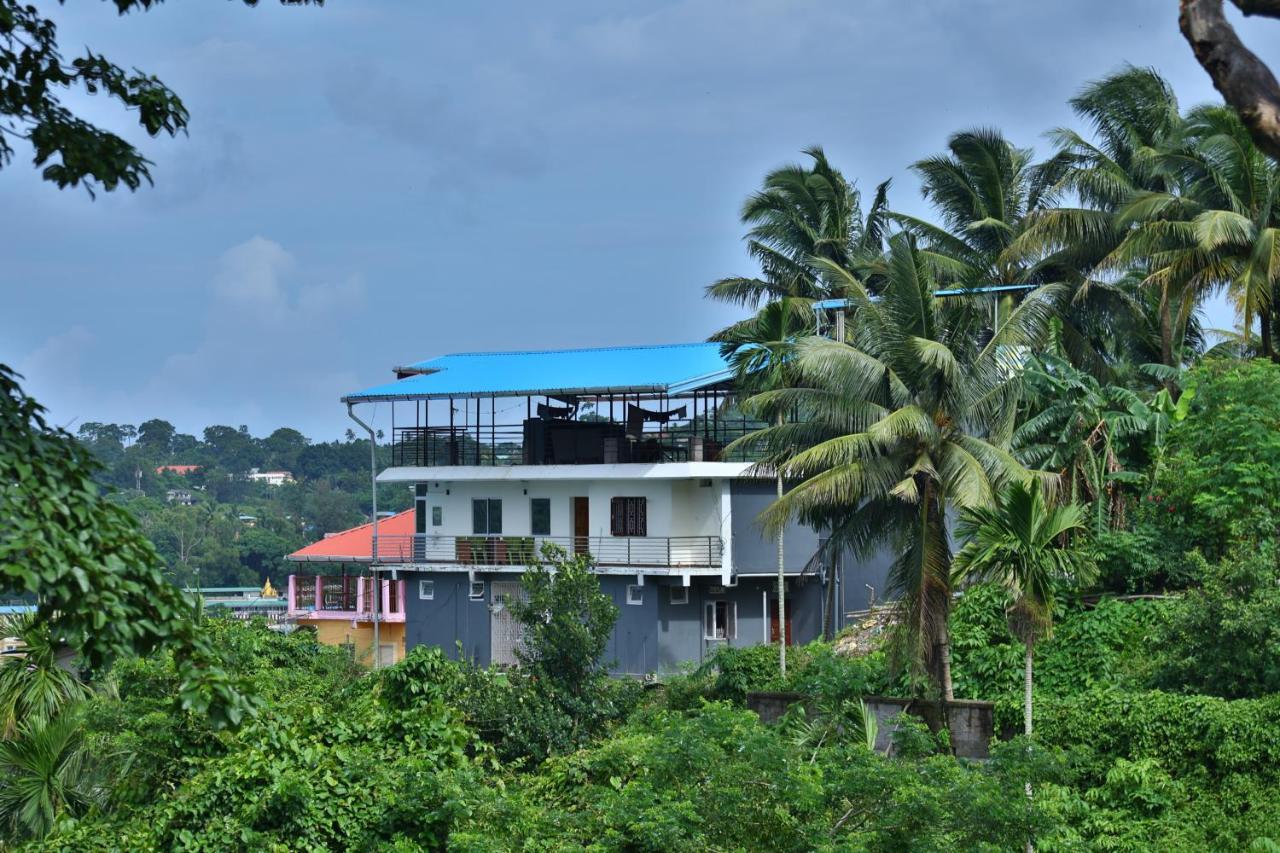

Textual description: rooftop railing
[389,419,764,467]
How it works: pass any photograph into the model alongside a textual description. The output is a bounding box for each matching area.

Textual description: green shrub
[1152,545,1280,699]
[1035,689,1280,790]
[1152,358,1280,560]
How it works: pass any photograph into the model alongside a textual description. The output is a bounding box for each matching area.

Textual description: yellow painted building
[286,511,414,667]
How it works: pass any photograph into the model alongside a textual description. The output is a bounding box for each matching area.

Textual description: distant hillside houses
[247,468,295,486]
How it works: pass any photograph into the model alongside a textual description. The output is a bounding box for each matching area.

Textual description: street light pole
[347,403,380,669]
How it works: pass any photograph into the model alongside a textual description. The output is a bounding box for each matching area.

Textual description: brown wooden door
[770,599,794,646]
[573,497,589,555]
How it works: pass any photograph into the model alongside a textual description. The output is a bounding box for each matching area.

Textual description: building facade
[328,342,890,675]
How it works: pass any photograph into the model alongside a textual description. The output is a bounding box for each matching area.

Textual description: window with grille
[610,497,647,537]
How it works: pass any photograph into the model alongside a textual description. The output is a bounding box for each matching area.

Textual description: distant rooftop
[287,510,415,563]
[343,342,734,402]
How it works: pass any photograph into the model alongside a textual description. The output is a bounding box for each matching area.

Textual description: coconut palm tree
[893,128,1065,295]
[1178,105,1280,360]
[1021,67,1191,374]
[891,127,1112,377]
[713,298,814,676]
[952,481,1094,738]
[1105,105,1280,365]
[730,234,1061,698]
[707,147,890,308]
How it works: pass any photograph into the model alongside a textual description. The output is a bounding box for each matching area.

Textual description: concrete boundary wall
[745,691,995,759]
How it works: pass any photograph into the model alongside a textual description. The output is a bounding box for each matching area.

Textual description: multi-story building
[331,342,889,675]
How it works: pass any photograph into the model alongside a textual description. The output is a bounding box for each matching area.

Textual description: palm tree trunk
[1025,635,1034,853]
[938,626,954,702]
[1158,285,1179,399]
[777,469,787,678]
[1024,636,1033,737]
[823,554,838,641]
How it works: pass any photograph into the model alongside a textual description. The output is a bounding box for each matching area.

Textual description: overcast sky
[3,1,1274,440]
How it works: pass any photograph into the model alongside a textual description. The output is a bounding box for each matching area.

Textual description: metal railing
[373,534,723,568]
[389,420,766,467]
[288,576,405,615]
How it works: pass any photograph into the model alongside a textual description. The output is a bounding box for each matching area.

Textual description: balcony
[371,534,723,569]
[286,575,406,622]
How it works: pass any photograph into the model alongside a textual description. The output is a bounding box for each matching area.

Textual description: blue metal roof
[343,343,735,401]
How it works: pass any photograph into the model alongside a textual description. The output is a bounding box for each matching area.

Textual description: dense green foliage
[1149,359,1280,560]
[69,417,409,589]
[0,367,252,731]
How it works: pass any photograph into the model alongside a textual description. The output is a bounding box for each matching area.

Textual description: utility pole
[347,403,380,669]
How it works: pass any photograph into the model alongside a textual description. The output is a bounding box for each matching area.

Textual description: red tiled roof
[287,510,415,562]
[156,464,201,475]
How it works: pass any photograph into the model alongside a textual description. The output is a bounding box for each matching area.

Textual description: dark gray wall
[402,571,832,675]
[839,545,895,616]
[403,571,491,664]
[730,481,820,573]
[600,576,660,676]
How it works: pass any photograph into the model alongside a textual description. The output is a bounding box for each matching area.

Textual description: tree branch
[1181,0,1280,160]
[1230,0,1280,17]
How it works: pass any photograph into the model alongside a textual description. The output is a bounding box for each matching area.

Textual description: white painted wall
[412,478,724,541]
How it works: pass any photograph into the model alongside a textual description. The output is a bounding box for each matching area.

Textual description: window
[626,584,644,605]
[415,485,428,534]
[670,585,689,605]
[610,497,647,537]
[469,580,486,600]
[703,600,737,640]
[432,506,443,526]
[531,498,551,536]
[419,579,435,600]
[472,499,502,535]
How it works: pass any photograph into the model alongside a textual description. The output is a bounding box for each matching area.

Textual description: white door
[490,581,528,666]
[378,644,396,667]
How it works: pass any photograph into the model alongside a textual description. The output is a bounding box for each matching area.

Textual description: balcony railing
[372,534,722,569]
[287,575,406,621]
[389,419,764,467]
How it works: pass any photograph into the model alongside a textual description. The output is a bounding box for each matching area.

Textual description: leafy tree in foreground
[512,544,619,702]
[1152,357,1280,558]
[0,366,252,728]
[0,0,318,195]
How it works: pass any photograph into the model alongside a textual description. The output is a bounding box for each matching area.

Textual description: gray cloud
[3,0,1276,438]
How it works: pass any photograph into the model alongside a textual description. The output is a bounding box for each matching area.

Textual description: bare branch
[1181,0,1280,160]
